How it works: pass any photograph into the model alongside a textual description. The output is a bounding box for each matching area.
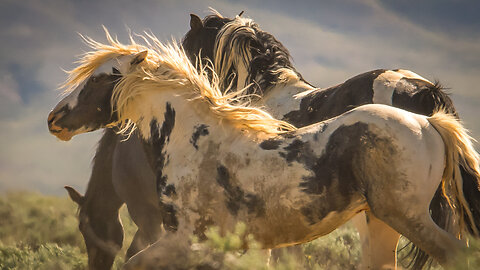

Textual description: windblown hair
[110,35,296,135]
[61,27,159,95]
[62,28,296,135]
[213,15,304,95]
[428,110,480,237]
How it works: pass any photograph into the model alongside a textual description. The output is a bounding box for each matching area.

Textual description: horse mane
[86,32,297,135]
[416,81,457,117]
[61,27,158,95]
[214,15,304,95]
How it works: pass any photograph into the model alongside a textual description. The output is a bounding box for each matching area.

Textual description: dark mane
[247,25,307,94]
[182,14,309,96]
[392,79,457,117]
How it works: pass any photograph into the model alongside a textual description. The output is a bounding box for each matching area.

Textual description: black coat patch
[162,203,179,232]
[259,138,283,150]
[283,70,384,127]
[190,124,210,150]
[295,123,396,224]
[391,78,457,117]
[216,164,266,217]
[279,139,316,167]
[149,102,178,231]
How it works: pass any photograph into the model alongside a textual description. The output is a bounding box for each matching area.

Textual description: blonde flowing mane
[64,28,296,135]
[61,27,159,95]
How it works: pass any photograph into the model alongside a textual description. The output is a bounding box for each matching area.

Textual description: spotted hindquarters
[297,122,399,224]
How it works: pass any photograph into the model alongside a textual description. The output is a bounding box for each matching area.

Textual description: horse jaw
[50,124,90,141]
[54,129,74,141]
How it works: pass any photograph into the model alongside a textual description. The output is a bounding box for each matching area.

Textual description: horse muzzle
[47,110,74,141]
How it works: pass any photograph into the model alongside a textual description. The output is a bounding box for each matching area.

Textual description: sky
[0,0,479,195]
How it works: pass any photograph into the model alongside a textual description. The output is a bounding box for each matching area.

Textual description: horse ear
[190,13,203,30]
[130,51,148,66]
[64,185,84,205]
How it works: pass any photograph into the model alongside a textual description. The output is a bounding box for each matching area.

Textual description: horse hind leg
[353,211,400,270]
[365,174,464,268]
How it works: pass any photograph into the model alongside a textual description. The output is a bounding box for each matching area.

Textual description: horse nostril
[47,111,56,126]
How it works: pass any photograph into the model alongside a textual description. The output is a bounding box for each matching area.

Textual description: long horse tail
[402,110,480,269]
[428,111,480,237]
[396,80,467,269]
[402,111,480,269]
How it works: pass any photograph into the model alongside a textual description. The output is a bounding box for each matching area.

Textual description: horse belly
[173,176,365,248]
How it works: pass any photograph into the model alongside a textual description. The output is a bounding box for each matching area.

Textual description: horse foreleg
[124,203,164,260]
[122,232,197,270]
[353,211,400,270]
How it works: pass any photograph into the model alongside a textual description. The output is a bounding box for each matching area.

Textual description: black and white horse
[47,33,480,269]
[49,12,469,270]
[183,12,461,269]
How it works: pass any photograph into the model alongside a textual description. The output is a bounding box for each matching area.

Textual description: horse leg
[126,230,146,260]
[353,211,400,270]
[111,132,165,260]
[124,203,164,260]
[122,229,196,270]
[365,172,463,268]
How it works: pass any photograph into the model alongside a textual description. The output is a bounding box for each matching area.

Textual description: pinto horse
[47,33,480,269]
[50,13,467,270]
[183,13,461,269]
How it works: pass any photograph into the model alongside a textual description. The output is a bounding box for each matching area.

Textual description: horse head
[182,13,233,65]
[65,185,124,269]
[183,11,301,96]
[47,51,148,141]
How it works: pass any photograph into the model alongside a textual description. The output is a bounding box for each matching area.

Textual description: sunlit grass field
[0,192,478,269]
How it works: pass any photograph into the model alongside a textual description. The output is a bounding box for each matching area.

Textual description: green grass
[0,192,136,269]
[0,192,479,269]
[0,243,86,270]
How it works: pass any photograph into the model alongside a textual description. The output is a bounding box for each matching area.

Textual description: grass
[0,192,136,269]
[0,192,478,269]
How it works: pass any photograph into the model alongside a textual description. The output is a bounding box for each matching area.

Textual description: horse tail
[403,111,480,269]
[428,110,480,237]
[398,82,465,269]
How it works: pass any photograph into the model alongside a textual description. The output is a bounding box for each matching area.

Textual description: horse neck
[257,79,316,119]
[130,89,239,144]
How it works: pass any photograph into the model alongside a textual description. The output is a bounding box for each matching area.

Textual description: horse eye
[112,67,121,75]
[91,76,97,83]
